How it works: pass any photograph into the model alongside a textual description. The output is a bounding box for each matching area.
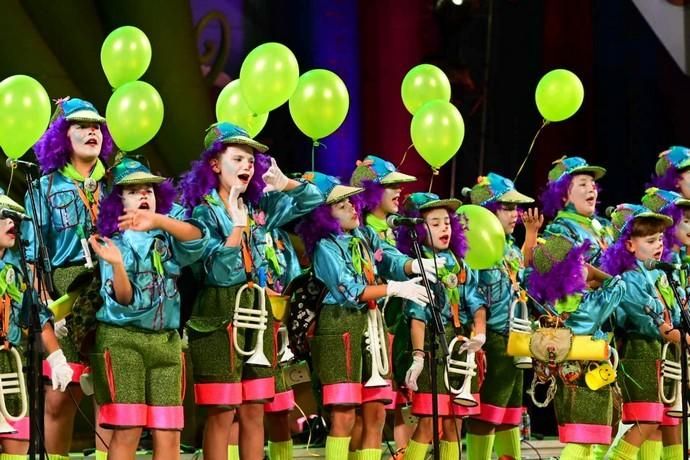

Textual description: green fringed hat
[350,155,416,187]
[203,122,268,153]
[403,192,462,213]
[112,158,165,186]
[0,188,25,214]
[465,172,534,206]
[608,203,672,236]
[533,234,576,274]
[50,97,105,124]
[547,156,606,183]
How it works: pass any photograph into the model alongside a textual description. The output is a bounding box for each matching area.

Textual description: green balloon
[0,75,51,159]
[535,69,584,122]
[289,69,349,141]
[216,80,268,138]
[401,64,451,115]
[101,26,152,88]
[457,204,506,270]
[106,81,164,152]
[410,100,464,169]
[239,42,299,115]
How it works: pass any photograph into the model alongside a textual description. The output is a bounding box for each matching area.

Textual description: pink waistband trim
[99,403,147,427]
[622,401,664,423]
[362,380,394,404]
[147,405,184,430]
[243,377,275,402]
[194,382,242,406]
[558,423,612,445]
[473,403,522,426]
[661,409,681,426]
[394,389,411,408]
[412,392,480,417]
[0,416,29,440]
[322,383,362,406]
[43,359,86,383]
[264,389,295,413]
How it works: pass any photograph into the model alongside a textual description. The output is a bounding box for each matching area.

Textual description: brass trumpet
[364,305,389,388]
[232,283,271,367]
[445,337,478,407]
[509,296,533,369]
[660,342,684,418]
[0,346,27,434]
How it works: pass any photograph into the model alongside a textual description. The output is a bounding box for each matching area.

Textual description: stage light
[452,0,464,4]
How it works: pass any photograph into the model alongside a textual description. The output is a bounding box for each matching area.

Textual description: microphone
[0,208,30,222]
[386,214,424,228]
[643,259,687,272]
[5,158,39,172]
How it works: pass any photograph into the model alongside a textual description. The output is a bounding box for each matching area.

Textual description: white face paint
[423,208,451,250]
[68,122,102,162]
[675,209,690,247]
[0,217,16,250]
[212,144,255,194]
[331,198,360,231]
[379,185,402,214]
[121,185,157,213]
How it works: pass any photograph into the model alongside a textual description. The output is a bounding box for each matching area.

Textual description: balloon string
[311,140,327,171]
[398,144,414,169]
[428,167,439,192]
[513,119,550,183]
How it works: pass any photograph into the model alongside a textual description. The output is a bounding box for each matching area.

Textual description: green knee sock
[639,440,662,460]
[662,444,683,460]
[560,443,592,460]
[268,440,293,460]
[347,451,361,460]
[47,456,70,460]
[404,439,430,460]
[95,450,108,460]
[610,439,639,460]
[228,444,240,460]
[591,444,609,460]
[439,440,460,460]
[0,454,28,460]
[466,433,495,460]
[359,448,381,460]
[494,427,521,459]
[325,436,352,460]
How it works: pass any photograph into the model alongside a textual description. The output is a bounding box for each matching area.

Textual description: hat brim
[674,197,690,208]
[116,171,166,186]
[570,165,606,181]
[419,198,462,212]
[219,135,269,153]
[65,110,106,124]
[326,185,364,204]
[0,196,25,214]
[497,189,535,204]
[622,212,673,234]
[380,171,417,185]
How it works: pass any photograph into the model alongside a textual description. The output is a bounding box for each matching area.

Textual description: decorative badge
[558,361,582,385]
[84,178,98,193]
[443,273,458,289]
[5,267,15,286]
[154,238,168,258]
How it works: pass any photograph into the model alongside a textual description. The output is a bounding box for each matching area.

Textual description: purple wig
[539,175,572,219]
[295,204,344,255]
[97,180,177,238]
[350,180,385,216]
[179,141,270,212]
[394,207,468,260]
[527,241,590,305]
[33,117,115,174]
[661,204,684,261]
[648,169,681,192]
[599,227,638,277]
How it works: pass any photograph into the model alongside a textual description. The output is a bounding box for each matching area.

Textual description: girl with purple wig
[392,192,488,460]
[22,97,115,460]
[650,146,690,198]
[296,173,436,460]
[461,172,542,460]
[540,156,614,268]
[526,234,625,460]
[88,158,207,459]
[599,205,685,460]
[349,154,417,456]
[179,122,322,460]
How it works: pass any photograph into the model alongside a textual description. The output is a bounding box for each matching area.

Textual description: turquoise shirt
[192,181,322,288]
[96,224,208,330]
[617,261,678,340]
[544,206,615,267]
[404,249,485,326]
[477,236,524,335]
[560,277,625,335]
[22,171,103,267]
[313,226,410,309]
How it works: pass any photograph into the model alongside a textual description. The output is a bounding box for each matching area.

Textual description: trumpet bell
[453,388,478,407]
[364,372,388,388]
[513,356,533,369]
[666,380,685,418]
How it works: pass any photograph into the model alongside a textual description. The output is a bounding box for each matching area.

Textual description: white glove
[410,257,446,283]
[460,333,486,353]
[54,318,68,340]
[387,277,431,305]
[46,349,73,392]
[405,355,425,391]
[262,157,289,193]
[228,186,248,227]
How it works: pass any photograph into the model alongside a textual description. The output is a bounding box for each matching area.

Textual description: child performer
[179,122,322,460]
[394,192,488,460]
[349,155,416,456]
[25,97,114,460]
[0,190,73,460]
[463,173,542,460]
[650,146,690,198]
[88,158,208,459]
[297,173,437,460]
[601,204,680,460]
[527,234,625,460]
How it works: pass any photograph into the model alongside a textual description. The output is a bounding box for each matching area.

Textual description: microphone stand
[668,271,689,459]
[408,226,448,460]
[20,164,51,460]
